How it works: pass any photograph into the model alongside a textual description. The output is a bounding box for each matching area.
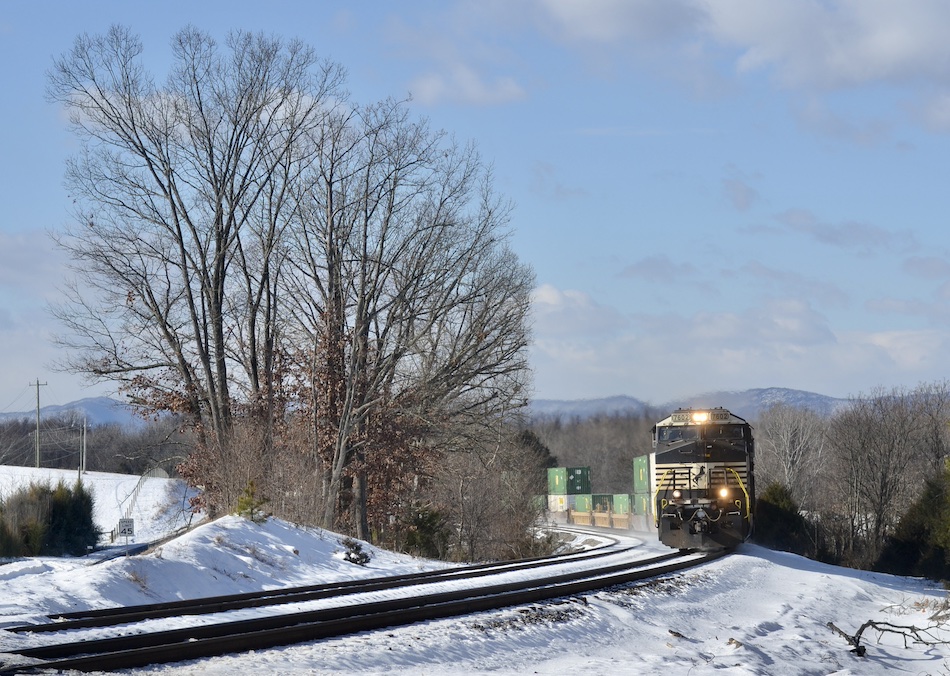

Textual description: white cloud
[531,284,628,339]
[704,0,950,90]
[861,328,948,370]
[529,0,950,91]
[529,291,950,401]
[409,64,526,106]
[520,0,950,135]
[775,208,917,254]
[535,0,703,44]
[393,1,950,129]
[383,6,529,107]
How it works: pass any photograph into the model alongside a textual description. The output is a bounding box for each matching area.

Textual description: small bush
[754,482,812,556]
[341,537,371,566]
[234,480,269,524]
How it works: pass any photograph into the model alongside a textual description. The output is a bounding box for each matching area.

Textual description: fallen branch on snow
[828,619,950,657]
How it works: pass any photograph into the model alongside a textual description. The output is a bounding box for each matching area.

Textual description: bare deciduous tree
[430,424,549,561]
[910,380,950,475]
[755,403,827,512]
[824,385,938,567]
[47,26,535,542]
[281,98,533,535]
[47,25,345,451]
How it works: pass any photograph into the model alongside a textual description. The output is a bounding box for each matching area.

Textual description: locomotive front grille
[654,461,749,491]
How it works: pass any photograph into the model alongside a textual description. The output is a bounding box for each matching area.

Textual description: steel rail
[1,549,722,674]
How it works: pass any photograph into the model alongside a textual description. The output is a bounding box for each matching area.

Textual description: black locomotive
[651,408,755,550]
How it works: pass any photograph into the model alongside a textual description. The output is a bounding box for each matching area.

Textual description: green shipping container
[613,494,630,514]
[633,455,650,494]
[633,492,652,516]
[592,493,613,512]
[548,467,568,495]
[573,494,593,512]
[566,466,592,495]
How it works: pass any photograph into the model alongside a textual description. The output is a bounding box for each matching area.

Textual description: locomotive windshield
[657,426,699,442]
[656,424,745,443]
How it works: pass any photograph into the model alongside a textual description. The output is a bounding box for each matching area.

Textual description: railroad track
[0,545,724,673]
[9,540,633,632]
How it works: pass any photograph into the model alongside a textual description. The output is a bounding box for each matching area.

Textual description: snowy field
[0,466,947,674]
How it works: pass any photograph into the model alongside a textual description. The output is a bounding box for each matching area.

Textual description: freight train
[543,407,755,552]
[651,407,755,550]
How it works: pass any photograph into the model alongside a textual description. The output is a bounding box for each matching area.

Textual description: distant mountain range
[0,387,850,428]
[528,387,851,421]
[0,397,145,428]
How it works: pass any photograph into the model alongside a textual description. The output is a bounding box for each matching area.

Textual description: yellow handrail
[725,467,751,519]
[652,468,674,527]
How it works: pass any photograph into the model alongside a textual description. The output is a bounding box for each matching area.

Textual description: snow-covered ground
[0,465,947,674]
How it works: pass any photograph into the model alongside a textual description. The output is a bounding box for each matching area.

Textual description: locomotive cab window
[658,427,699,443]
[708,425,745,440]
[657,425,744,443]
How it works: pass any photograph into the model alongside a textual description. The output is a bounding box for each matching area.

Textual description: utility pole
[77,418,87,480]
[30,379,47,468]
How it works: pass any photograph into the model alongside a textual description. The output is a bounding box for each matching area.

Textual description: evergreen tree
[876,469,950,580]
[754,481,813,556]
[0,481,98,557]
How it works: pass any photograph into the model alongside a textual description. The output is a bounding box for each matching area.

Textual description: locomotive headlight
[692,411,709,423]
[672,490,682,499]
[718,487,729,499]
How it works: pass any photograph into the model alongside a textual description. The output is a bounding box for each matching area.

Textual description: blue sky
[3,0,950,410]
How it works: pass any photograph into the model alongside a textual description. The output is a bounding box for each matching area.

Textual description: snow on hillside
[0,465,946,674]
[0,465,198,544]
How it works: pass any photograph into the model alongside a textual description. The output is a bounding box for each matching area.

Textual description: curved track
[10,543,634,633]
[0,535,724,673]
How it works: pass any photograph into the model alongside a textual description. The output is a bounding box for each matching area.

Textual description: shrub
[876,476,950,580]
[46,480,98,556]
[0,480,98,557]
[341,537,371,565]
[754,481,813,556]
[234,480,269,524]
[403,507,450,559]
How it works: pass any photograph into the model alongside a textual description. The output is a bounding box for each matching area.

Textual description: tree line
[755,381,950,575]
[0,413,187,476]
[530,411,659,494]
[45,25,538,561]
